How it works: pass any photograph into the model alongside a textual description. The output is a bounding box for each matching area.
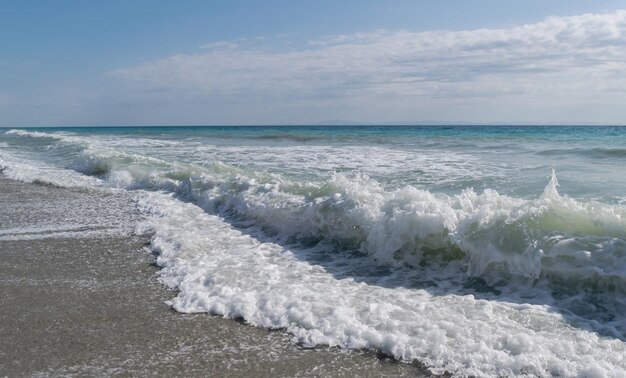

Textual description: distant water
[1,126,625,376]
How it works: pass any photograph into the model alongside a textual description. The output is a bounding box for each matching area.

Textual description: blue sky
[2,0,626,126]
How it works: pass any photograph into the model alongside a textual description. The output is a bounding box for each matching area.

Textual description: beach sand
[0,176,429,377]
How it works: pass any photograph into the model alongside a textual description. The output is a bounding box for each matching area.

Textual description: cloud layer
[106,10,626,124]
[7,11,623,126]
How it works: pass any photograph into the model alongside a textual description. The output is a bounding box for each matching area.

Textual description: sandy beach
[0,176,428,377]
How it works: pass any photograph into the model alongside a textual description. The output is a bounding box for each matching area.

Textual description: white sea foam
[0,224,130,241]
[0,150,103,187]
[97,157,624,288]
[3,127,626,376]
[135,190,626,377]
[4,128,509,190]
[5,129,62,138]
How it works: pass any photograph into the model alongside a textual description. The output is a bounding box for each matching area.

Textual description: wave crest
[4,129,626,292]
[60,147,626,291]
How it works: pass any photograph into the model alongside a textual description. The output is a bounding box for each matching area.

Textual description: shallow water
[1,126,625,376]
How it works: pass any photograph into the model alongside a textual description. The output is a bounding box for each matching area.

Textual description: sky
[1,0,626,126]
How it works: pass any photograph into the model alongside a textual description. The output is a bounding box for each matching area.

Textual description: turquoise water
[3,125,626,200]
[1,126,626,376]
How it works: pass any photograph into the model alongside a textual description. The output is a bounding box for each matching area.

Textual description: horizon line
[2,123,626,128]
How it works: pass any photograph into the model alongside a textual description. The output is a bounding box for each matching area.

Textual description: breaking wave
[3,128,626,377]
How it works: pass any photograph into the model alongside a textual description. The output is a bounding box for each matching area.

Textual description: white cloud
[198,41,239,50]
[110,10,626,124]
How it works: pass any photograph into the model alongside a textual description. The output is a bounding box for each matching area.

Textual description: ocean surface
[1,125,625,376]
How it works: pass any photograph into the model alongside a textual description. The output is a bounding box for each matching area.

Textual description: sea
[1,125,625,377]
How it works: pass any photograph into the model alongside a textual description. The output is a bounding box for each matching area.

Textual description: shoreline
[0,176,430,377]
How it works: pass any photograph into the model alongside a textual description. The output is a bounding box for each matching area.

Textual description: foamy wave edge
[5,128,626,377]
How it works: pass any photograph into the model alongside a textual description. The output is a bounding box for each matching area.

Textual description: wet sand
[0,177,430,377]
